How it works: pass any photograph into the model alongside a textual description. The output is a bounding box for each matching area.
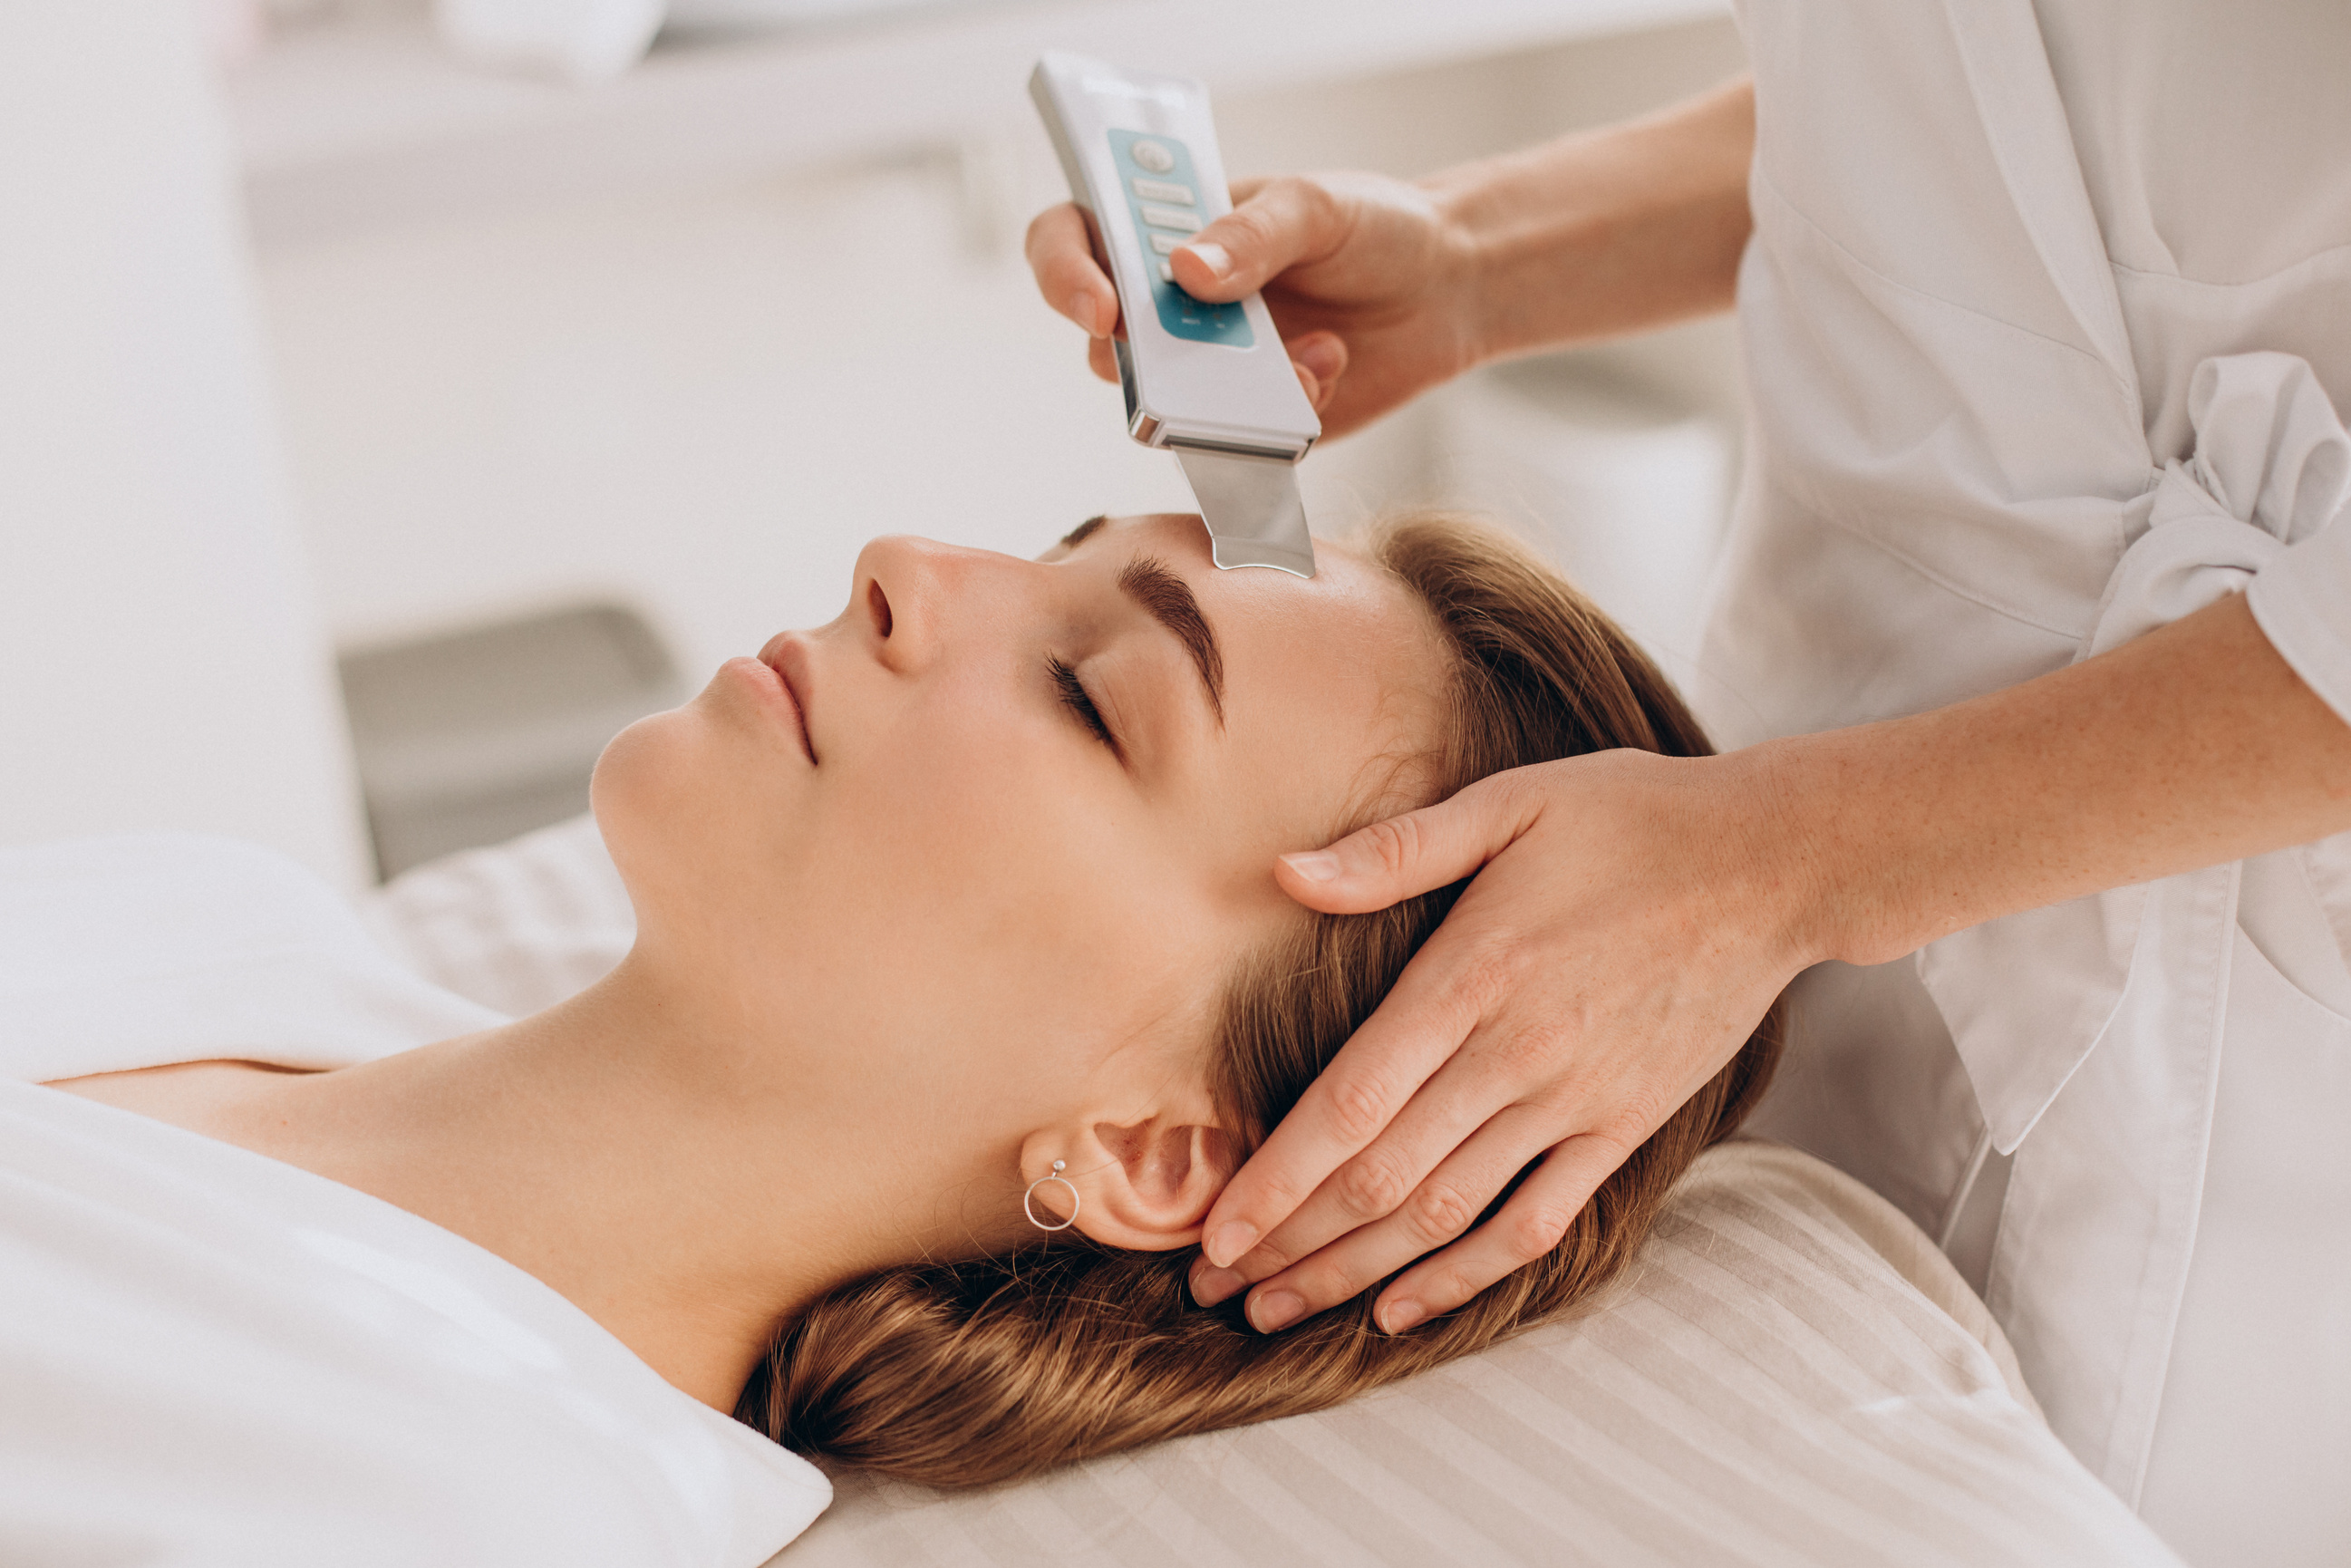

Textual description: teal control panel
[1107,129,1254,349]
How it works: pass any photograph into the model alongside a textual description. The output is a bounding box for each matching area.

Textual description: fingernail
[1294,338,1343,383]
[1379,1300,1425,1335]
[1205,1222,1258,1269]
[1249,1289,1305,1333]
[1280,852,1342,884]
[1191,1263,1246,1306]
[1068,291,1099,335]
[1184,240,1230,279]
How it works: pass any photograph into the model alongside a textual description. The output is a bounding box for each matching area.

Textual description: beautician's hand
[1023,170,1483,439]
[1189,747,1818,1333]
[1199,586,2351,1333]
[1025,79,1758,440]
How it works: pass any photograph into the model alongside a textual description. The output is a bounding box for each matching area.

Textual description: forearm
[1762,593,2351,968]
[1426,75,1756,363]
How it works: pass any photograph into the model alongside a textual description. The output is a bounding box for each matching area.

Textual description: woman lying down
[1,513,1779,1565]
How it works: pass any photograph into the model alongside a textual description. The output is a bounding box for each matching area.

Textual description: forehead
[1073,512,1451,833]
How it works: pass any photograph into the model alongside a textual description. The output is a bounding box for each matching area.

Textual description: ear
[1021,1116,1238,1252]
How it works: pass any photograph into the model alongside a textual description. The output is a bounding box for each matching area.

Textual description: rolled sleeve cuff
[2249,514,2351,730]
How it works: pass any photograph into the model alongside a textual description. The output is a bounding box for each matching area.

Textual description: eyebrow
[1059,515,1108,550]
[1118,556,1225,725]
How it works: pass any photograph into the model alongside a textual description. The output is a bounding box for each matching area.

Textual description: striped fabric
[363,813,634,1018]
[366,823,2181,1568]
[781,1143,2176,1567]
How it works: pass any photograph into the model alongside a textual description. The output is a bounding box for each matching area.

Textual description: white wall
[262,150,1199,681]
[0,3,369,887]
[255,20,1748,687]
[0,7,1744,887]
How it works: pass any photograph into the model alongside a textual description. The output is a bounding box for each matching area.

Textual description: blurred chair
[341,602,680,879]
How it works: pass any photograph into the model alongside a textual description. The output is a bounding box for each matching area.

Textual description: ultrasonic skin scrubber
[1030,53,1321,578]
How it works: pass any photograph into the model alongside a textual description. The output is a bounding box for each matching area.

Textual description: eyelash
[1047,654,1119,753]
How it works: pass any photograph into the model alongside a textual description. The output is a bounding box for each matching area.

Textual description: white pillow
[783,1141,2173,1568]
[363,813,634,1019]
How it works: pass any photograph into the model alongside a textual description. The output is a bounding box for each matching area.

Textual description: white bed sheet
[0,835,830,1567]
[368,817,2184,1567]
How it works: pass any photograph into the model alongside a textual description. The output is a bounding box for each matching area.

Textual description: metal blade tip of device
[1175,448,1317,578]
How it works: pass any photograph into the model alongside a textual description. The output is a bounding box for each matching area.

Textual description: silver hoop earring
[1023,1159,1081,1232]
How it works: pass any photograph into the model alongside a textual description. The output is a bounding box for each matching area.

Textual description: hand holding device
[1026,77,1762,443]
[1030,53,1327,576]
[1026,164,1482,443]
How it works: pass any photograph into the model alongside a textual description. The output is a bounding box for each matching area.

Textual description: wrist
[1417,77,1755,365]
[1417,150,1608,369]
[1739,721,1998,972]
[1415,164,1516,374]
[1722,734,1895,974]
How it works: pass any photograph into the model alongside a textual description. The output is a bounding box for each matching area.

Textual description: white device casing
[1029,53,1321,461]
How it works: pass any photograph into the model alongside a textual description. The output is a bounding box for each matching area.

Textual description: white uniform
[0,837,832,1567]
[1704,2,2351,1563]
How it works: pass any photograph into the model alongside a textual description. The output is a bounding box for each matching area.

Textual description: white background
[0,1,1746,885]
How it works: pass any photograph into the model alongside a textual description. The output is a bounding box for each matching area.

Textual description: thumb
[1275,773,1538,915]
[1171,176,1347,302]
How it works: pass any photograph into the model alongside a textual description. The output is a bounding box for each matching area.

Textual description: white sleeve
[2249,512,2351,726]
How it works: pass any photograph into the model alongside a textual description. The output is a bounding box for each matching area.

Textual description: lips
[757,633,818,765]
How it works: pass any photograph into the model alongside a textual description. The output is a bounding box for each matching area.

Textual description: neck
[228,955,1009,1410]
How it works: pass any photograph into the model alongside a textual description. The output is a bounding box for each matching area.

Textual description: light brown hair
[737,513,1783,1486]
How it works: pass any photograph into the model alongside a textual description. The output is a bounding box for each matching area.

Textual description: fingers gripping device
[1030,53,1321,577]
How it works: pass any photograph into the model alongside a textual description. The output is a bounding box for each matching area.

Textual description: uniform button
[1138,203,1201,233]
[1129,140,1176,173]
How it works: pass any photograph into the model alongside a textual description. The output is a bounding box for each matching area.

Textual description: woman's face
[593,514,1446,1243]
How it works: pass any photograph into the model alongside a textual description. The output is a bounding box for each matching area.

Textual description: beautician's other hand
[1190,747,1818,1333]
[1023,170,1482,439]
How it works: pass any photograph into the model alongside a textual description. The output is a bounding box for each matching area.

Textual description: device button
[1128,140,1176,174]
[1139,203,1202,233]
[1148,232,1184,256]
[1131,178,1195,206]
[1158,261,1176,282]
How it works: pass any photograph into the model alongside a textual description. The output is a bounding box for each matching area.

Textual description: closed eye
[1048,654,1121,757]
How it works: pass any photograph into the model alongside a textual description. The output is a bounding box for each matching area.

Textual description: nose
[850,534,1000,674]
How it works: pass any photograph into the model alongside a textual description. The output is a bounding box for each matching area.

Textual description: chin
[592,693,813,940]
[589,703,716,913]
